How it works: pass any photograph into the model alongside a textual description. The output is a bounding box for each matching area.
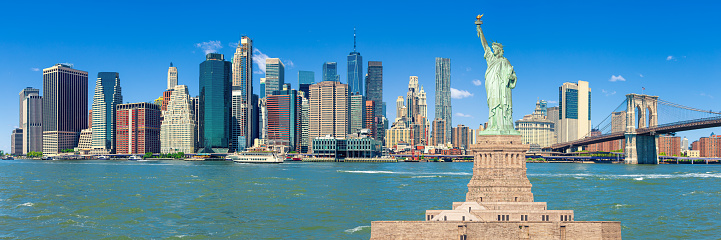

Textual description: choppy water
[1,160,719,239]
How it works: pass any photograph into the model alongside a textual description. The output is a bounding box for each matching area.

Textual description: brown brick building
[116,103,161,154]
[692,135,721,157]
[658,135,680,156]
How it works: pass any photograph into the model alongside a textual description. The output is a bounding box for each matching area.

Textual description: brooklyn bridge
[547,93,721,164]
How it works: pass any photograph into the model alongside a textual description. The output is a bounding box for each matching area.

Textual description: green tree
[27,151,43,158]
[143,152,153,159]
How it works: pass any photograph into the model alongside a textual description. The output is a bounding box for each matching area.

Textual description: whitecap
[633,177,643,181]
[339,170,396,174]
[412,176,441,178]
[339,170,471,176]
[18,202,34,207]
[345,225,370,233]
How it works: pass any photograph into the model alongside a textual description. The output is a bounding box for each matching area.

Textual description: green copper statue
[476,14,520,135]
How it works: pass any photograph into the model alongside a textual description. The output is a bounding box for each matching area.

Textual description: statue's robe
[484,49,515,130]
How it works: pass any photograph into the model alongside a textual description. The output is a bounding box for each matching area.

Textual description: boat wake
[344,225,370,233]
[338,170,471,176]
[529,172,721,179]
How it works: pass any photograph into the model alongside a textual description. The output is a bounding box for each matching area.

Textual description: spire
[353,27,357,52]
[170,62,173,67]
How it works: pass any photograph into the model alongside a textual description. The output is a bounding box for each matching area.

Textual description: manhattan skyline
[1,0,721,152]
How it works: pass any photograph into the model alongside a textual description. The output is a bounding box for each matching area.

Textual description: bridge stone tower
[624,94,659,164]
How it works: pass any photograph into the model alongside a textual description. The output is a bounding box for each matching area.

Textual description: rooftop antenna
[353,27,357,52]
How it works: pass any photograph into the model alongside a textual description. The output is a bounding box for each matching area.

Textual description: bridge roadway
[548,116,721,152]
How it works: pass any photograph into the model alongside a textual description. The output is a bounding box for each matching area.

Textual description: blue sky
[1,0,720,152]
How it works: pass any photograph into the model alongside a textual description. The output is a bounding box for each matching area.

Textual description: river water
[0,160,719,239]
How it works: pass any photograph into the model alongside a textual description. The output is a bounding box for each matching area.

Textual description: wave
[344,225,370,233]
[338,170,471,176]
[528,172,721,179]
[18,202,33,207]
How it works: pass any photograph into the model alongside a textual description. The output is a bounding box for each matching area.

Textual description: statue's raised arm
[475,15,492,56]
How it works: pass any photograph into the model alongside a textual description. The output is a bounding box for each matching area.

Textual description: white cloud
[601,89,616,96]
[450,88,473,99]
[547,100,558,104]
[700,93,714,99]
[466,67,472,72]
[283,60,295,69]
[30,68,40,71]
[639,74,644,78]
[228,42,239,48]
[609,75,626,82]
[195,41,223,54]
[253,48,270,74]
[666,55,675,61]
[472,79,482,86]
[455,112,472,118]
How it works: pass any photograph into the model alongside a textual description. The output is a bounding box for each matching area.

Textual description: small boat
[41,156,54,161]
[128,155,142,161]
[2,156,14,160]
[97,155,109,160]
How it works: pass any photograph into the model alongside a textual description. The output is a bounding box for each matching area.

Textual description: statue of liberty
[476,15,520,135]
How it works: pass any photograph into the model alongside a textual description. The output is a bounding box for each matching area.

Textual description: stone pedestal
[370,134,622,240]
[466,135,534,203]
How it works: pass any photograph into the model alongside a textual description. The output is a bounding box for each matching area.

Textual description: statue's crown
[492,42,504,48]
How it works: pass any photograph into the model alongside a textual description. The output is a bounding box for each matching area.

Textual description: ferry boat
[226,145,287,164]
[226,151,283,164]
[128,155,142,161]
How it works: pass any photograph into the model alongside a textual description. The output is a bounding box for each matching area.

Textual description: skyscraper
[322,62,339,82]
[418,86,429,145]
[19,87,42,154]
[432,118,446,146]
[264,58,285,98]
[406,76,419,125]
[365,61,383,131]
[42,63,88,154]
[435,57,452,143]
[309,81,349,149]
[116,102,161,154]
[558,80,591,143]
[91,72,122,153]
[189,96,201,151]
[19,87,39,128]
[231,89,244,152]
[161,85,195,154]
[199,53,232,153]
[167,63,178,90]
[11,128,22,155]
[347,28,363,95]
[232,36,255,149]
[298,70,315,96]
[350,94,365,134]
[260,78,266,99]
[452,124,470,150]
[22,94,42,154]
[396,96,405,122]
[365,100,376,139]
[300,97,310,153]
[267,86,302,151]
